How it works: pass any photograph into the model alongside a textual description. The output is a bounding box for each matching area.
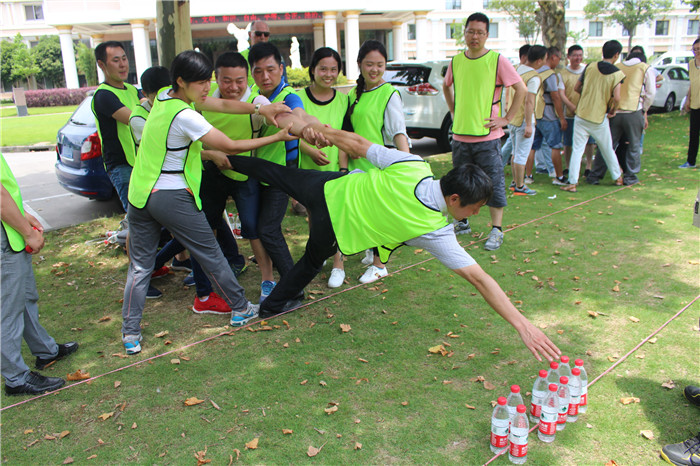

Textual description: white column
[130,20,150,86]
[57,26,79,89]
[415,11,429,62]
[91,34,105,83]
[313,22,324,51]
[323,11,338,51]
[392,21,404,61]
[431,18,442,59]
[344,10,361,81]
[142,20,153,68]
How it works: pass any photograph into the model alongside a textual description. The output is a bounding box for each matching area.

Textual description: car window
[655,67,665,77]
[662,57,671,65]
[668,69,677,80]
[441,66,448,78]
[69,97,95,126]
[679,56,692,64]
[384,66,431,86]
[678,68,690,80]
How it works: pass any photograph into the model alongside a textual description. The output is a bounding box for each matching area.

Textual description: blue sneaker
[260,280,276,303]
[123,334,142,355]
[513,185,537,196]
[183,272,195,287]
[679,162,696,168]
[230,302,259,327]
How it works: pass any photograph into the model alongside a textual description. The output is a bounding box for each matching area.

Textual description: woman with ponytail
[344,40,410,285]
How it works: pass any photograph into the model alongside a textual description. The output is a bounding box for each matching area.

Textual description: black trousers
[688,108,700,166]
[229,156,345,313]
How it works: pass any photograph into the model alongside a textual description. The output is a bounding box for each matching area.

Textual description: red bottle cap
[497,396,507,405]
[561,355,569,363]
[572,368,581,376]
[539,369,548,378]
[575,359,584,367]
[550,361,559,369]
[549,384,558,392]
[560,376,569,384]
[517,404,526,413]
[511,385,521,393]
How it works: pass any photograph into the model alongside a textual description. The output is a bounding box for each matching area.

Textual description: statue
[227,22,250,52]
[290,36,301,69]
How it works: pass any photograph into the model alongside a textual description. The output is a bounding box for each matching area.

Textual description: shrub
[286,67,349,89]
[24,86,97,107]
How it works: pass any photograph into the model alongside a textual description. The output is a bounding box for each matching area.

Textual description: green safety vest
[0,153,27,252]
[324,160,447,263]
[92,82,141,166]
[128,90,205,210]
[297,87,349,172]
[451,50,500,137]
[240,48,256,88]
[347,82,398,172]
[202,91,256,181]
[129,101,151,150]
[256,85,298,167]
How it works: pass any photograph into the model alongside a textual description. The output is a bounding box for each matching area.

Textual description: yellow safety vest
[509,69,540,127]
[561,67,583,118]
[618,62,650,112]
[690,59,700,110]
[451,50,500,137]
[535,69,555,120]
[575,63,626,124]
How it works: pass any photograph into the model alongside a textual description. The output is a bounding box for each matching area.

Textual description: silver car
[652,65,690,112]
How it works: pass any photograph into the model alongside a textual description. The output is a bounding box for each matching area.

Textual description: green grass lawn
[0,112,698,464]
[0,105,77,147]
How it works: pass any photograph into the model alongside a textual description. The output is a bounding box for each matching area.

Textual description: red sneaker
[192,292,231,315]
[151,266,170,279]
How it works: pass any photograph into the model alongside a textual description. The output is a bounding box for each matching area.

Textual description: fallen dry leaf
[63,458,74,464]
[45,434,57,440]
[588,310,599,318]
[66,369,90,381]
[307,445,321,457]
[324,405,338,415]
[641,430,655,440]
[98,412,114,421]
[401,401,409,406]
[620,397,641,405]
[59,430,70,439]
[300,379,308,385]
[24,429,34,435]
[86,455,97,460]
[628,316,640,323]
[319,380,327,387]
[114,381,121,389]
[354,442,362,450]
[245,438,259,450]
[662,380,676,390]
[358,358,368,363]
[636,354,645,359]
[132,423,137,429]
[465,404,476,410]
[154,331,169,338]
[210,399,221,411]
[649,337,658,344]
[184,397,204,406]
[605,461,619,466]
[171,358,180,365]
[483,381,496,391]
[98,316,111,322]
[282,429,293,435]
[612,285,620,292]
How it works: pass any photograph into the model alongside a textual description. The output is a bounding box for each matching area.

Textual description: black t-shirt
[93,84,143,170]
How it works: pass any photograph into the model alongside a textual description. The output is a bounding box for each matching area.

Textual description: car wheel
[664,93,676,113]
[438,114,453,153]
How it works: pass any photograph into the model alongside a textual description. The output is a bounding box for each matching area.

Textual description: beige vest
[618,62,649,112]
[561,67,583,118]
[509,69,540,127]
[535,69,555,120]
[575,63,625,124]
[690,59,700,110]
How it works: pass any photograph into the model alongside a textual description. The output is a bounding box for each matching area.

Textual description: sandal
[560,184,577,193]
[614,176,624,186]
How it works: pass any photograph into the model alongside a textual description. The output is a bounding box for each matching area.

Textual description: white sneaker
[328,268,346,288]
[361,249,374,266]
[122,334,142,355]
[359,265,388,284]
[230,302,259,327]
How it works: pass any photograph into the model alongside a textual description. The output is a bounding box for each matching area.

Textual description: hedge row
[24,87,97,107]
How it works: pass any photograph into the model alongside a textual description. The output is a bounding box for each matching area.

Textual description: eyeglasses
[254,31,270,38]
[465,30,487,37]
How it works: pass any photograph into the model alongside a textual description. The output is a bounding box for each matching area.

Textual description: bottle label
[580,392,588,406]
[530,402,541,417]
[490,432,508,448]
[539,419,556,435]
[568,403,579,416]
[510,442,528,457]
[557,410,567,424]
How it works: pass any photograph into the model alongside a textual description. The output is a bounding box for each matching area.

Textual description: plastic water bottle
[556,376,570,431]
[538,384,559,443]
[575,359,589,413]
[530,369,549,423]
[559,355,572,379]
[508,404,529,464]
[225,211,242,239]
[490,396,510,454]
[546,361,560,385]
[507,385,524,421]
[567,368,582,423]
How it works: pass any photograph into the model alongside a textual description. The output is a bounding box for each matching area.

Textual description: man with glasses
[443,12,526,251]
[240,20,287,87]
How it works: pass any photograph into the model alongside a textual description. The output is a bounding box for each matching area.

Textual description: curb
[1,144,53,153]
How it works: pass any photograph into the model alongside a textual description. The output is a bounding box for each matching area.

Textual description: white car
[651,51,694,68]
[384,60,453,152]
[652,65,690,112]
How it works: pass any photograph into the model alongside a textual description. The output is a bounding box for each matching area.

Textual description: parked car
[650,51,694,68]
[384,60,453,152]
[652,65,690,112]
[55,93,114,200]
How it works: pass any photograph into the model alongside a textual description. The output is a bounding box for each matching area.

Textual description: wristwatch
[254,103,261,115]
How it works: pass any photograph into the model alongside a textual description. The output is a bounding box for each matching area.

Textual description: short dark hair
[170,50,213,92]
[140,66,170,95]
[308,47,342,82]
[627,50,647,63]
[465,12,490,31]
[630,45,646,55]
[694,38,700,46]
[248,42,282,67]
[440,163,493,207]
[519,44,532,59]
[547,46,561,58]
[602,40,623,59]
[95,41,125,63]
[567,44,583,56]
[528,45,547,63]
[215,51,248,74]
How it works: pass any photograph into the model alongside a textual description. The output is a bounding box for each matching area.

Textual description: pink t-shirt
[444,52,522,142]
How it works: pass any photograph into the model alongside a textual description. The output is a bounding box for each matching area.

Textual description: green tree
[31,35,64,87]
[584,0,673,52]
[76,42,97,86]
[487,0,541,44]
[683,0,700,12]
[537,0,567,50]
[9,34,39,88]
[0,37,21,86]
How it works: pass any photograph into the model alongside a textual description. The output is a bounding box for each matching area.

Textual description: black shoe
[146,285,162,299]
[35,341,79,370]
[259,298,304,319]
[585,177,600,185]
[686,386,700,407]
[661,433,700,465]
[5,371,65,396]
[583,169,591,178]
[170,257,192,272]
[623,178,639,186]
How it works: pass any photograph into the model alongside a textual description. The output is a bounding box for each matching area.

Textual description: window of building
[688,20,699,36]
[407,24,416,40]
[565,21,569,33]
[483,0,491,8]
[622,27,630,36]
[445,0,462,9]
[655,20,669,36]
[24,4,44,21]
[589,21,603,37]
[489,22,499,38]
[446,23,461,40]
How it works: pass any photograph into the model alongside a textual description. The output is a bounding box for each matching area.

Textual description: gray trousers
[1,229,58,387]
[589,111,644,183]
[122,189,248,336]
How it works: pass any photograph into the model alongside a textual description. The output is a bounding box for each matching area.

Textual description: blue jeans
[107,164,132,212]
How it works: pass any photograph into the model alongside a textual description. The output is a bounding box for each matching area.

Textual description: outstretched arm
[196,98,291,127]
[307,123,373,159]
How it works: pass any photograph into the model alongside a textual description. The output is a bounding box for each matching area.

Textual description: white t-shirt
[129,100,151,146]
[516,64,542,94]
[153,89,213,191]
[364,84,411,148]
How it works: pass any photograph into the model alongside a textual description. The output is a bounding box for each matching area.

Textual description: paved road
[3,150,124,232]
[3,138,444,232]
